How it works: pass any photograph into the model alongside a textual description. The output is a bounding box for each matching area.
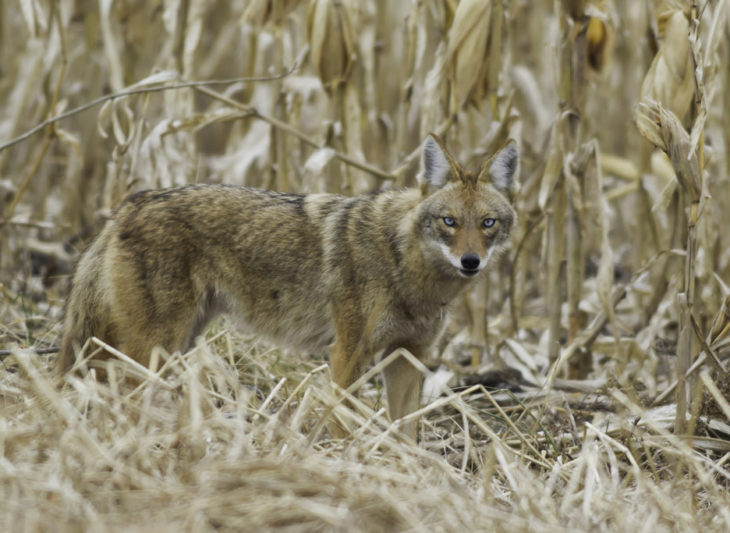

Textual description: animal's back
[58,185,339,372]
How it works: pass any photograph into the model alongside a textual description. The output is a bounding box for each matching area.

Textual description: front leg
[329,300,381,438]
[382,342,428,441]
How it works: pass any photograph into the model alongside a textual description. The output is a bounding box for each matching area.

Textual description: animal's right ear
[419,134,457,190]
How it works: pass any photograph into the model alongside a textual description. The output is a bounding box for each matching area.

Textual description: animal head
[416,134,518,279]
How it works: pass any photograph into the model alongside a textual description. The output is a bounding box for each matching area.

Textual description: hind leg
[113,311,197,370]
[56,297,119,377]
[96,281,201,376]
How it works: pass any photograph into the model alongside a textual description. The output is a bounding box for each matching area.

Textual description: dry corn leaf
[708,296,730,347]
[342,82,369,193]
[99,0,126,92]
[640,10,694,120]
[55,127,83,159]
[599,154,639,182]
[649,151,678,214]
[241,0,270,26]
[97,99,113,139]
[406,0,427,78]
[182,0,206,77]
[302,147,336,193]
[419,43,448,138]
[208,122,271,188]
[18,0,39,36]
[688,22,707,159]
[131,70,180,87]
[485,0,503,114]
[306,0,356,92]
[538,125,563,210]
[304,147,336,175]
[242,0,303,27]
[111,99,135,147]
[446,0,492,113]
[510,66,551,148]
[703,0,728,68]
[634,99,701,202]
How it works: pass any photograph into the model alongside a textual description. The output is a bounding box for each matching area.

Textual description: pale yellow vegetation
[2,1,730,531]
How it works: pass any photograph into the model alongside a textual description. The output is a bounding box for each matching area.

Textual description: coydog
[59,135,518,439]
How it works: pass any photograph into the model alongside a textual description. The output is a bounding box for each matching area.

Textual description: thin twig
[193,85,397,181]
[0,67,298,154]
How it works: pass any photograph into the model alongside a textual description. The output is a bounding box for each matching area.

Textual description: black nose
[460,253,480,270]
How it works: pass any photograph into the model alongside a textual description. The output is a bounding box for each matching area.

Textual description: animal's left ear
[479,141,519,192]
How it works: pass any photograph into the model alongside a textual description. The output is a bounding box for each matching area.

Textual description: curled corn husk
[634,99,701,202]
[446,0,492,114]
[640,9,694,120]
[306,0,356,92]
[649,151,678,213]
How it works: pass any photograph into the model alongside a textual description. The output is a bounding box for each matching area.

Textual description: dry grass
[2,0,730,531]
[2,336,730,532]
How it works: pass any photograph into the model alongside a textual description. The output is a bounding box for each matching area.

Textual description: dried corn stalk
[306,0,367,193]
[635,99,703,434]
[307,0,356,93]
[242,0,303,192]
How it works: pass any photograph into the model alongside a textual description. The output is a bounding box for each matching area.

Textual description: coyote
[58,135,518,439]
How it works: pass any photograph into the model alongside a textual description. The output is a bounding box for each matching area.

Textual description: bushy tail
[57,276,97,375]
[56,234,109,376]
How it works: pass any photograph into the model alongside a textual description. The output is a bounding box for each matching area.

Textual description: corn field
[2,0,730,531]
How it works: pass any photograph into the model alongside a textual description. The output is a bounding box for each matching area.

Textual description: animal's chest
[374,300,445,350]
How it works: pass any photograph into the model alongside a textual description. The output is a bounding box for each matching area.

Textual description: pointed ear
[419,134,458,189]
[481,141,519,191]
